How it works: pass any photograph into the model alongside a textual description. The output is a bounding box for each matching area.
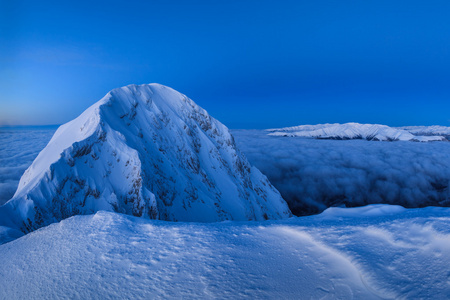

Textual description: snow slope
[0,205,449,299]
[0,84,290,239]
[267,123,446,142]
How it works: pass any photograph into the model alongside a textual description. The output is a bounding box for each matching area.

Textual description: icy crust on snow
[267,122,446,142]
[0,84,291,235]
[0,205,449,299]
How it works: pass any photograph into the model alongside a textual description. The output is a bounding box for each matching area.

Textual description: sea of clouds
[2,127,450,215]
[232,130,450,215]
[0,128,56,205]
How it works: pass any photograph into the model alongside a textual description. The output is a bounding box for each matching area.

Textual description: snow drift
[1,205,449,299]
[233,130,450,215]
[0,84,291,238]
[268,122,447,142]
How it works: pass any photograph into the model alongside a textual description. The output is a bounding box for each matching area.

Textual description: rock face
[0,84,291,234]
[267,123,446,142]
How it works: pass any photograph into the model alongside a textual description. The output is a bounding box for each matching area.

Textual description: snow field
[0,205,449,299]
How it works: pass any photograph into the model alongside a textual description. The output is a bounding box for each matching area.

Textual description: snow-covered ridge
[397,125,450,137]
[0,83,291,238]
[267,123,447,142]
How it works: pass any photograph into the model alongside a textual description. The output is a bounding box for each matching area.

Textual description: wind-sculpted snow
[0,84,291,239]
[233,130,450,215]
[0,128,56,205]
[0,205,449,299]
[268,122,446,142]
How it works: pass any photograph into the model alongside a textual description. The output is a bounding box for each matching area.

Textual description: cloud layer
[0,128,55,205]
[3,127,450,216]
[232,130,450,215]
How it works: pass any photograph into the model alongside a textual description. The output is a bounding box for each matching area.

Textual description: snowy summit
[267,122,447,142]
[0,84,291,243]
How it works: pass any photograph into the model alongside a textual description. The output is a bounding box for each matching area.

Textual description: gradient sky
[1,0,450,128]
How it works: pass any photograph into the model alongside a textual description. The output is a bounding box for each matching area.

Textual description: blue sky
[1,0,450,128]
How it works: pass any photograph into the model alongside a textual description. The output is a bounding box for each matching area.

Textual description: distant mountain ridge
[267,123,447,142]
[397,125,450,138]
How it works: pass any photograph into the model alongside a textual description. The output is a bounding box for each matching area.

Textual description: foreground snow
[0,205,449,299]
[267,123,446,142]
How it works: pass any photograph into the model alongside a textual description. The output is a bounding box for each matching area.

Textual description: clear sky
[1,0,450,128]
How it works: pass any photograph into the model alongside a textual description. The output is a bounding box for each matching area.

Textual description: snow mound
[318,204,406,218]
[1,206,449,299]
[267,123,446,142]
[0,84,291,238]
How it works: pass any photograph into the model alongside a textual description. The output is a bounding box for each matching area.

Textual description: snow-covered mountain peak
[0,83,291,237]
[267,122,446,142]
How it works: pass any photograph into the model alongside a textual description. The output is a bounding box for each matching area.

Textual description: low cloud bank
[3,127,450,215]
[232,130,450,216]
[0,128,56,205]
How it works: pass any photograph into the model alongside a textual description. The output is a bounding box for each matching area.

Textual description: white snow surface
[0,205,449,299]
[0,84,290,237]
[267,122,446,142]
